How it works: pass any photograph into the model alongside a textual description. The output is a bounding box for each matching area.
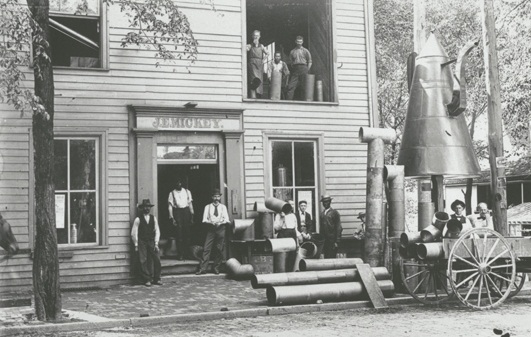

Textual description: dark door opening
[157,164,219,246]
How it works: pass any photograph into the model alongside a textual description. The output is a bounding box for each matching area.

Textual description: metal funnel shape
[397,34,481,178]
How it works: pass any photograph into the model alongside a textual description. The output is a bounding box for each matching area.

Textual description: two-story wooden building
[0,0,378,292]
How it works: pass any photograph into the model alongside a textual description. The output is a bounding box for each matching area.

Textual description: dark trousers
[286,64,309,100]
[172,207,192,259]
[138,239,161,283]
[199,224,226,271]
[323,239,338,259]
[277,229,298,271]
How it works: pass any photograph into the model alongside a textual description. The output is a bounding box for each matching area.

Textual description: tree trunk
[27,0,62,321]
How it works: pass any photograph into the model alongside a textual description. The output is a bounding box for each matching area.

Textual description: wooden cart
[400,227,531,310]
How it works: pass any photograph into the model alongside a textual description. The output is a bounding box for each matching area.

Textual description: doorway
[157,164,220,246]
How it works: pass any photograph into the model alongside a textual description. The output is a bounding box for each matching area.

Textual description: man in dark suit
[319,195,342,258]
[295,200,313,235]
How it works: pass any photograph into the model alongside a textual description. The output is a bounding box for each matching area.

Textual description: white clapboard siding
[0,0,373,292]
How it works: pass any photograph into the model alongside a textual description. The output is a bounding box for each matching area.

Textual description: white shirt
[168,189,192,208]
[131,214,160,247]
[203,203,230,225]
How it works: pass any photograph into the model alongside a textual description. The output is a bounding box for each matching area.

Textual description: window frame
[241,0,338,104]
[29,128,109,251]
[47,0,109,70]
[263,131,325,231]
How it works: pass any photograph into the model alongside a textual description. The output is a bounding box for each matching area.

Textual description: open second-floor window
[246,0,335,102]
[49,0,105,68]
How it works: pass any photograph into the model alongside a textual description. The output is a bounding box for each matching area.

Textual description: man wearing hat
[196,189,231,275]
[450,199,472,232]
[131,199,162,286]
[319,195,342,258]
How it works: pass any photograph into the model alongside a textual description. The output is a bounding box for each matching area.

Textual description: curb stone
[2,290,530,336]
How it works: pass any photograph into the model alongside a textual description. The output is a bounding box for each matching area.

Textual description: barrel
[304,74,315,101]
[270,70,282,100]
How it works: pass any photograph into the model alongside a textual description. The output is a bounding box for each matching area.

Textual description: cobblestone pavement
[33,296,531,337]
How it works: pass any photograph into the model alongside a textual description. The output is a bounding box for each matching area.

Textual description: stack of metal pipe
[399,212,463,260]
[251,258,395,306]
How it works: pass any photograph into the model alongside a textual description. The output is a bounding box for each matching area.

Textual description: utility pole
[481,0,507,235]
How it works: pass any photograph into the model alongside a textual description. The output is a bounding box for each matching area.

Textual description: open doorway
[157,164,220,246]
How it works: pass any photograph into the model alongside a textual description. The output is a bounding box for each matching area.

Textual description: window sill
[243,98,339,106]
[58,245,110,251]
[53,66,110,72]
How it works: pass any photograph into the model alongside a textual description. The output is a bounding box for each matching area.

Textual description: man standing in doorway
[168,179,194,260]
[295,200,313,236]
[196,189,231,275]
[286,35,312,101]
[131,199,162,287]
[320,195,342,258]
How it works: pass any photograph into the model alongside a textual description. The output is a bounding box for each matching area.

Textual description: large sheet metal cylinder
[265,197,290,213]
[255,212,274,239]
[266,238,297,253]
[359,127,397,268]
[445,219,463,238]
[251,267,391,289]
[293,242,318,272]
[432,212,450,230]
[270,70,282,100]
[274,252,287,273]
[398,243,419,259]
[266,280,395,306]
[315,80,324,102]
[233,219,254,240]
[417,242,444,260]
[399,231,422,248]
[397,34,481,178]
[420,225,442,243]
[299,258,364,271]
[384,165,406,238]
[225,258,255,280]
[304,74,315,101]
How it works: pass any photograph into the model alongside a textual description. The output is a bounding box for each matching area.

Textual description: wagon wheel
[400,258,452,305]
[447,228,516,310]
[496,272,526,299]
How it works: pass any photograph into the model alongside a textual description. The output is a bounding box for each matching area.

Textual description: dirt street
[27,296,531,337]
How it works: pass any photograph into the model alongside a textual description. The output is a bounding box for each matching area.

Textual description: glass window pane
[70,140,96,190]
[70,192,97,243]
[157,145,217,160]
[56,193,69,244]
[294,142,315,186]
[54,140,68,190]
[273,188,293,203]
[272,141,292,186]
[50,0,99,15]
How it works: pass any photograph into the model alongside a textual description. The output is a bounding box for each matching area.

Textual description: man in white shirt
[168,179,194,260]
[131,199,162,287]
[468,202,494,230]
[196,189,230,275]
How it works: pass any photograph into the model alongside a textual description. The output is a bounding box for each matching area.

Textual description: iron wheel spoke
[461,240,481,266]
[453,254,479,269]
[485,238,500,262]
[464,275,481,301]
[477,274,484,307]
[405,269,427,282]
[489,271,512,284]
[484,275,493,306]
[412,270,430,294]
[487,249,510,266]
[486,274,503,297]
[456,271,479,289]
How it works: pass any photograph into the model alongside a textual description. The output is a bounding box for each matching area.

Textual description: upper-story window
[49,0,105,68]
[245,0,335,102]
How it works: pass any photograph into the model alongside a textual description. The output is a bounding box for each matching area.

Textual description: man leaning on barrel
[319,195,342,258]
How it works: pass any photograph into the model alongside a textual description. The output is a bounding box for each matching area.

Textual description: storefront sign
[137,116,241,131]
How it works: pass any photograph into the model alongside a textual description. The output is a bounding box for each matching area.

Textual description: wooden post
[481,0,507,236]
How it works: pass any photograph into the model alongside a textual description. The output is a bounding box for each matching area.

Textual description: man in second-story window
[268,52,290,100]
[286,36,312,101]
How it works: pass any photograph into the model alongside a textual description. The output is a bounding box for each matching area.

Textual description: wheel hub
[478,263,491,275]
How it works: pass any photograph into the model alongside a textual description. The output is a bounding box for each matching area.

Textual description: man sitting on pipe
[320,195,342,258]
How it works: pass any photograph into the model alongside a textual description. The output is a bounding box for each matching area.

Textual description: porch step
[161,258,201,275]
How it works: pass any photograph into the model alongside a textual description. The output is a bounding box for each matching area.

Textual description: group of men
[131,183,229,286]
[247,30,312,100]
[131,185,343,286]
[448,199,494,235]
